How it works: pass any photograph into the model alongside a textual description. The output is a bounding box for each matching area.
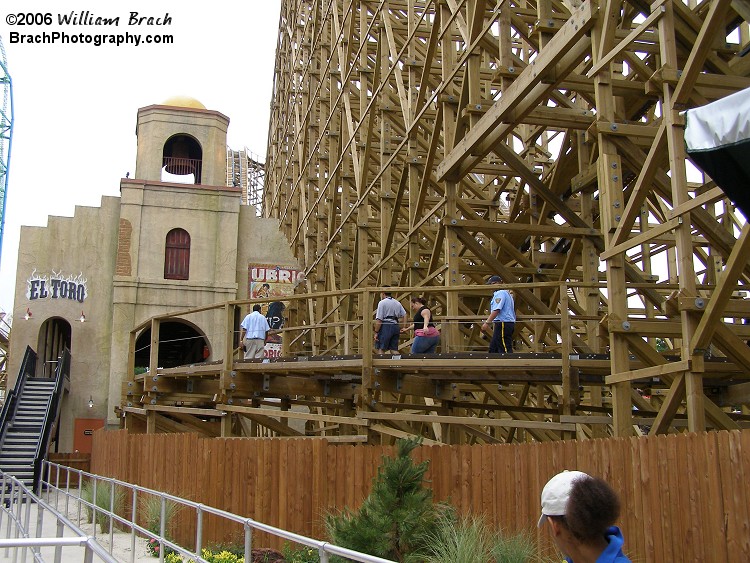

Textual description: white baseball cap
[537,470,590,527]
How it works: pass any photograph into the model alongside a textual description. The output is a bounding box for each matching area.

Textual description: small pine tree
[325,437,443,562]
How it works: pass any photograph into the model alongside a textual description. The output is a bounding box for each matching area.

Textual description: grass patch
[139,493,183,557]
[492,528,538,563]
[423,513,541,563]
[80,479,125,534]
[139,493,183,535]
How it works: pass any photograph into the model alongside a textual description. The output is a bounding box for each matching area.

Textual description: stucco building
[8,97,299,452]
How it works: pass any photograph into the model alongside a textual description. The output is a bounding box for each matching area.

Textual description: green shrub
[147,547,249,562]
[281,543,320,562]
[80,479,125,534]
[139,493,183,535]
[80,479,94,523]
[139,493,183,557]
[424,513,540,563]
[491,529,537,563]
[200,548,245,563]
[203,541,244,559]
[424,514,494,563]
[326,437,444,562]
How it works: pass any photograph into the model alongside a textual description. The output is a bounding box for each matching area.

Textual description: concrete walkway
[0,499,153,562]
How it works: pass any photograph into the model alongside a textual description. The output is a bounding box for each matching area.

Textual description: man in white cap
[538,470,630,562]
[481,275,515,353]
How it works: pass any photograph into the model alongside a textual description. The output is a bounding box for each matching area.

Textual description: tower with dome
[7,98,298,451]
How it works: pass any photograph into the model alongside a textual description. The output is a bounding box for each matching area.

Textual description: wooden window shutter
[164,228,190,280]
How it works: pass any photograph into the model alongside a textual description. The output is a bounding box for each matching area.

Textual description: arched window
[164,228,190,280]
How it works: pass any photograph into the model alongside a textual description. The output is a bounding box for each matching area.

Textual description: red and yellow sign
[247,264,303,359]
[248,265,304,299]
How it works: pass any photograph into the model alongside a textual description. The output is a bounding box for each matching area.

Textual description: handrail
[33,348,70,492]
[43,460,397,563]
[0,470,119,562]
[0,346,37,447]
[125,279,750,379]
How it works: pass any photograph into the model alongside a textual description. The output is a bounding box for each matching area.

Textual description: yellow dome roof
[161,95,206,109]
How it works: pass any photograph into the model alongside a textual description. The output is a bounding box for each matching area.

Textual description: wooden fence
[47,453,90,486]
[88,429,750,562]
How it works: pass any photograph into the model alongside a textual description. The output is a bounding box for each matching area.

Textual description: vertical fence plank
[327,441,338,511]
[738,430,750,561]
[272,439,282,529]
[480,443,494,521]
[612,437,632,558]
[311,438,325,538]
[728,430,749,562]
[645,434,665,563]
[624,437,647,560]
[670,433,688,562]
[658,435,676,562]
[278,439,289,534]
[300,439,312,539]
[699,430,720,562]
[437,443,451,504]
[462,444,473,515]
[636,435,654,563]
[353,443,365,513]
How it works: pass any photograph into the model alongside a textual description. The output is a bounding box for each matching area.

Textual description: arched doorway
[134,320,209,370]
[37,317,72,377]
[162,134,203,184]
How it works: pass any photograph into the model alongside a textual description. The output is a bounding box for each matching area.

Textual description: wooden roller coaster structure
[121,0,750,444]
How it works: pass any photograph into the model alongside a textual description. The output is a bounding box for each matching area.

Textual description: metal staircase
[0,346,69,490]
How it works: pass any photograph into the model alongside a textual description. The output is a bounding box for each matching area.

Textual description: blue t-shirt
[490,289,515,322]
[564,526,630,563]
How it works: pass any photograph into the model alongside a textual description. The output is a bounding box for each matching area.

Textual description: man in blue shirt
[480,275,515,353]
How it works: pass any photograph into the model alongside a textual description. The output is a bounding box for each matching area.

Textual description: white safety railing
[0,471,120,562]
[41,461,396,563]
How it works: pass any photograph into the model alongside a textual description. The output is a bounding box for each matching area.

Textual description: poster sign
[248,265,304,298]
[248,265,304,359]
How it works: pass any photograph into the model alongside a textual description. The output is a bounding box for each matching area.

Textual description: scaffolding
[226,147,265,215]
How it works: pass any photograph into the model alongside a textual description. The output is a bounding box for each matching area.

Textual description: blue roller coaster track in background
[0,37,13,269]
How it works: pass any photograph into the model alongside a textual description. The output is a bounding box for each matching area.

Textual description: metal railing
[33,349,70,490]
[41,461,395,563]
[0,346,37,449]
[0,471,119,562]
[162,157,202,184]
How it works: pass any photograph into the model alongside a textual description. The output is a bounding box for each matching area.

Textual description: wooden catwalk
[122,0,750,443]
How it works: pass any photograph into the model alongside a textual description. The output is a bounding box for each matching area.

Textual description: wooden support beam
[436,1,597,181]
[360,410,575,432]
[605,359,690,385]
[691,223,750,353]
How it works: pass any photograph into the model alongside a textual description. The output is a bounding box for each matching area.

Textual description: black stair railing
[33,348,70,492]
[0,346,38,447]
